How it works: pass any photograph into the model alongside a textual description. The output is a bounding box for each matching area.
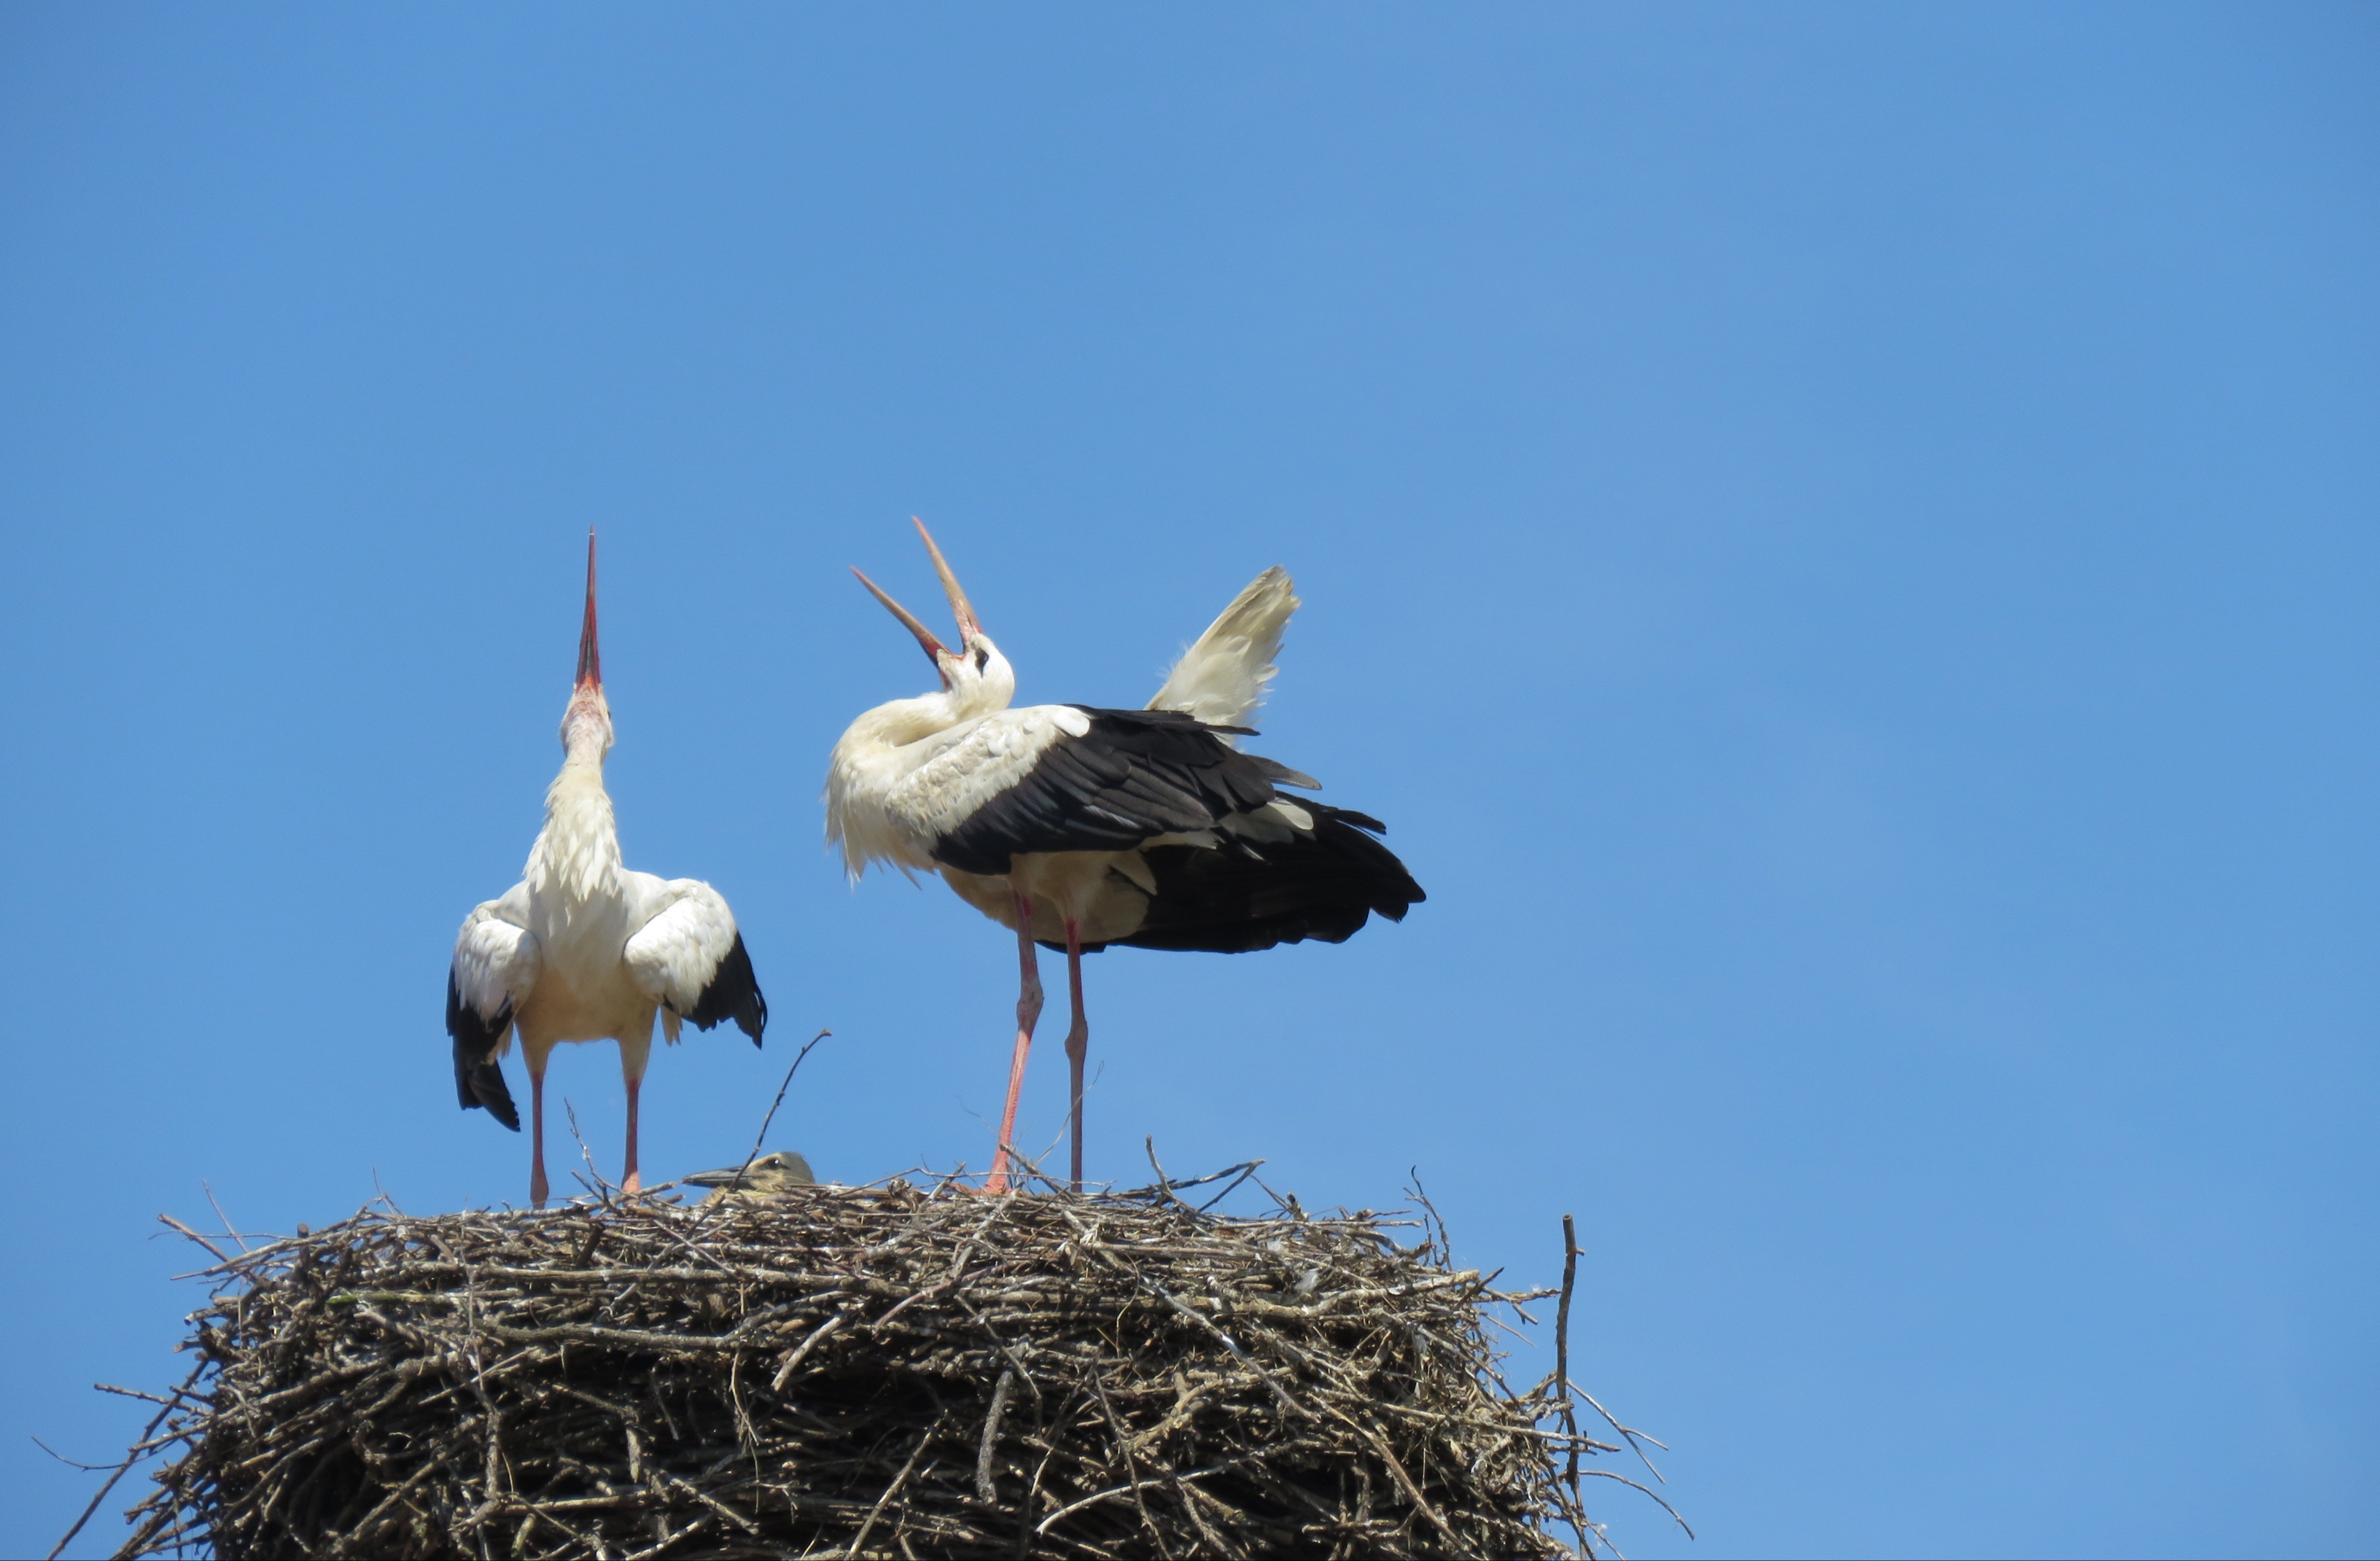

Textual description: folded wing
[927,706,1283,876]
[624,875,768,1044]
[447,885,540,1129]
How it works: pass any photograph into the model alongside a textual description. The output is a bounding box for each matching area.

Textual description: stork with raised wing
[448,533,769,1207]
[826,521,1422,1194]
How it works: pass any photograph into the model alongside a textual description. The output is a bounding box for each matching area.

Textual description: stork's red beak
[852,568,946,664]
[912,518,983,642]
[576,529,602,689]
[855,519,985,672]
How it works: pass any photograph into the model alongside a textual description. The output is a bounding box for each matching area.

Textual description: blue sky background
[2,7,2373,1557]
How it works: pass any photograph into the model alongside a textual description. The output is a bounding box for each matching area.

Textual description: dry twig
[86,1177,1658,1559]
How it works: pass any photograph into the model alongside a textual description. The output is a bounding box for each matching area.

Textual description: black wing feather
[445,968,521,1131]
[933,707,1282,875]
[1083,802,1426,955]
[682,930,768,1046]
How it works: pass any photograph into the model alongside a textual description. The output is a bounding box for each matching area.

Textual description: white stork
[684,1150,819,1204]
[826,521,1423,1194]
[447,532,769,1208]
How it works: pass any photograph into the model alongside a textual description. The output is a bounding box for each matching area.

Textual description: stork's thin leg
[528,1053,551,1210]
[621,1073,644,1196]
[1062,917,1088,1194]
[987,889,1043,1195]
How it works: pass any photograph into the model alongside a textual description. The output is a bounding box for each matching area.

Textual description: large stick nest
[106,1172,1640,1559]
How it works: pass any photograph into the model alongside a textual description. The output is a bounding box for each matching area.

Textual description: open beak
[852,568,946,664]
[852,518,985,668]
[912,517,982,642]
[575,529,602,690]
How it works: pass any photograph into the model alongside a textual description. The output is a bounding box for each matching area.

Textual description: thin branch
[721,1029,832,1196]
[845,1422,933,1559]
[201,1181,252,1255]
[562,1097,611,1208]
[154,1214,228,1264]
[45,1363,203,1561]
[1557,1212,1590,1555]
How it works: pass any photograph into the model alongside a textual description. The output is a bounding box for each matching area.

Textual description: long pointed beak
[682,1165,744,1189]
[913,518,982,641]
[852,567,946,663]
[576,529,602,689]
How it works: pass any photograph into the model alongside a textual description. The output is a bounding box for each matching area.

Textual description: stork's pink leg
[621,1073,644,1196]
[528,1054,551,1210]
[1062,918,1088,1194]
[987,888,1043,1194]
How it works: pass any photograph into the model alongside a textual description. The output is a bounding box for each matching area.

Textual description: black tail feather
[1085,803,1425,955]
[446,969,521,1130]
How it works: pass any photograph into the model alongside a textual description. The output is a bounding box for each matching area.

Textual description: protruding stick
[1558,1214,1582,1500]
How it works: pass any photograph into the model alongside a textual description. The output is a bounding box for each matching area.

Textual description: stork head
[561,529,615,758]
[685,1150,817,1197]
[852,518,1015,715]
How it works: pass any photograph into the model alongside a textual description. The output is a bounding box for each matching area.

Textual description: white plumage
[826,523,1422,1194]
[623,878,750,1032]
[822,573,1296,883]
[451,874,747,1047]
[447,534,767,1207]
[451,888,542,1029]
[1146,564,1299,730]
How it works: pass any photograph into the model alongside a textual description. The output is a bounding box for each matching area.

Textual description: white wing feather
[452,884,540,1024]
[1148,567,1299,730]
[882,704,1089,844]
[623,873,740,1020]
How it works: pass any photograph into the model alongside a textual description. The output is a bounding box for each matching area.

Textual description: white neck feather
[824,690,973,877]
[526,748,622,910]
[847,690,967,749]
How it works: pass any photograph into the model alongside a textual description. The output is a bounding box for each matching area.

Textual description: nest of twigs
[95,1169,1665,1560]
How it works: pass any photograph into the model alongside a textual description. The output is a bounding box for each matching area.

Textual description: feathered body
[827,531,1421,1192]
[827,566,1418,952]
[447,536,766,1206]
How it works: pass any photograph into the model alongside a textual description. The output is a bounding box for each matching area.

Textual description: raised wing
[623,875,767,1044]
[447,884,540,1130]
[1148,567,1299,731]
[927,706,1286,876]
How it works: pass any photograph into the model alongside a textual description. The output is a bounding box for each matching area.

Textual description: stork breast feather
[623,881,739,1012]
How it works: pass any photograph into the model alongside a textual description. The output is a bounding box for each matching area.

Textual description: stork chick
[684,1150,819,1204]
[826,521,1423,1195]
[447,532,769,1207]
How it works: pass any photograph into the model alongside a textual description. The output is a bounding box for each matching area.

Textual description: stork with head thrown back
[826,521,1423,1194]
[448,533,769,1207]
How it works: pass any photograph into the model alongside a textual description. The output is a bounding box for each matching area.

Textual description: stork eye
[973,647,989,671]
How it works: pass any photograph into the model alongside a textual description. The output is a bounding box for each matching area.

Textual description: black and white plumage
[447,532,768,1207]
[826,521,1421,1193]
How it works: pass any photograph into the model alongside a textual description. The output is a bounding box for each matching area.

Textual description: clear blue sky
[2,7,2372,1557]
